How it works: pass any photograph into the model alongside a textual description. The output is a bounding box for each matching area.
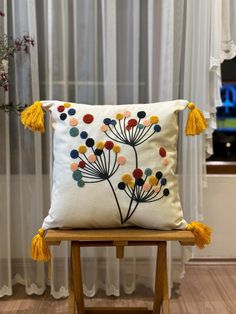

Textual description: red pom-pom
[105,141,114,150]
[133,168,143,179]
[83,114,94,124]
[78,161,86,168]
[57,105,65,112]
[126,125,131,131]
[159,147,166,158]
[128,119,138,127]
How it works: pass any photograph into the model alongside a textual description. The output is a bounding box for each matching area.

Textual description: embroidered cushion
[38,100,191,230]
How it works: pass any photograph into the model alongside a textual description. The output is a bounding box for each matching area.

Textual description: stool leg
[68,256,76,314]
[162,251,169,314]
[71,241,85,314]
[153,241,169,314]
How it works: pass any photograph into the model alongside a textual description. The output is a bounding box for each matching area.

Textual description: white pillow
[41,100,189,230]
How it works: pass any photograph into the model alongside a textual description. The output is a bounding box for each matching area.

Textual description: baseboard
[187,258,236,265]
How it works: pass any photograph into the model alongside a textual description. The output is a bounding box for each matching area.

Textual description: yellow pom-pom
[113,145,121,153]
[116,113,124,120]
[96,141,105,150]
[185,102,207,136]
[148,175,157,186]
[78,145,87,154]
[20,101,45,132]
[121,173,132,184]
[149,115,159,124]
[64,102,71,108]
[128,181,135,188]
[30,228,51,261]
[186,221,212,249]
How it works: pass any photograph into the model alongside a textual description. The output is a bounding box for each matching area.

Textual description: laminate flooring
[0,264,236,314]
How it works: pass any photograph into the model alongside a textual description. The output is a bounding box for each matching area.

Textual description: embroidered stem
[107,178,123,224]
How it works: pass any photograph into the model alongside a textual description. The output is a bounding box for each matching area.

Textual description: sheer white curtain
[1,0,236,299]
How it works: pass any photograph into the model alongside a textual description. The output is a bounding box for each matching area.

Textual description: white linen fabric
[42,100,188,231]
[1,0,236,300]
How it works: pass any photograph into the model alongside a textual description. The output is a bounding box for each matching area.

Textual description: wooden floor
[0,264,236,314]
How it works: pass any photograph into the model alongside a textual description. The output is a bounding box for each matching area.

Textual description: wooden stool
[45,228,195,314]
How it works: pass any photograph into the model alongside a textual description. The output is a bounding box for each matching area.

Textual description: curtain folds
[1,0,236,299]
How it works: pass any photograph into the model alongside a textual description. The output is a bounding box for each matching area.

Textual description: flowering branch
[0,11,34,112]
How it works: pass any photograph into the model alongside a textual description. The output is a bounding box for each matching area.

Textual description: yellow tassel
[30,228,51,261]
[185,102,207,136]
[186,221,212,249]
[21,101,45,132]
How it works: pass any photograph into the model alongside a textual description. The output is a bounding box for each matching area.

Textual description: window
[207,57,236,173]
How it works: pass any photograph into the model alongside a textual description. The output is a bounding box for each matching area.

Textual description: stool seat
[45,228,196,314]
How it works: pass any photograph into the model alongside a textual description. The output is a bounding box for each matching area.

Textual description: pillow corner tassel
[185,102,207,136]
[20,101,45,132]
[186,221,212,249]
[30,228,51,262]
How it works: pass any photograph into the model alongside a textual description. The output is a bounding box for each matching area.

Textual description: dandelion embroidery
[68,108,170,224]
[70,139,126,223]
[118,168,169,223]
[100,110,161,168]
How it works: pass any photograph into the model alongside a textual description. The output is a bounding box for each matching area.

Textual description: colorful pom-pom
[128,119,138,127]
[110,119,117,125]
[83,114,94,124]
[121,173,132,184]
[153,186,160,193]
[105,141,114,150]
[72,170,82,181]
[77,180,85,187]
[154,125,161,132]
[69,118,78,126]
[159,147,166,158]
[145,168,152,176]
[118,182,126,190]
[70,127,79,137]
[143,119,151,127]
[137,124,144,129]
[96,141,105,150]
[136,178,144,186]
[103,118,111,125]
[94,149,103,156]
[124,111,131,118]
[133,168,143,179]
[78,145,87,154]
[137,111,146,119]
[88,154,96,163]
[149,175,157,186]
[70,150,79,159]
[143,182,151,191]
[64,102,71,108]
[100,124,109,132]
[117,156,126,165]
[163,158,169,166]
[68,108,76,116]
[57,105,65,112]
[155,171,163,179]
[86,138,95,147]
[161,178,167,185]
[163,188,169,196]
[80,131,88,139]
[149,115,159,124]
[116,113,124,120]
[60,113,67,120]
[70,163,78,171]
[78,161,86,168]
[113,145,121,153]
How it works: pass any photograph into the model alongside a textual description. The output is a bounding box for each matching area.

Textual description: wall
[193,175,236,258]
